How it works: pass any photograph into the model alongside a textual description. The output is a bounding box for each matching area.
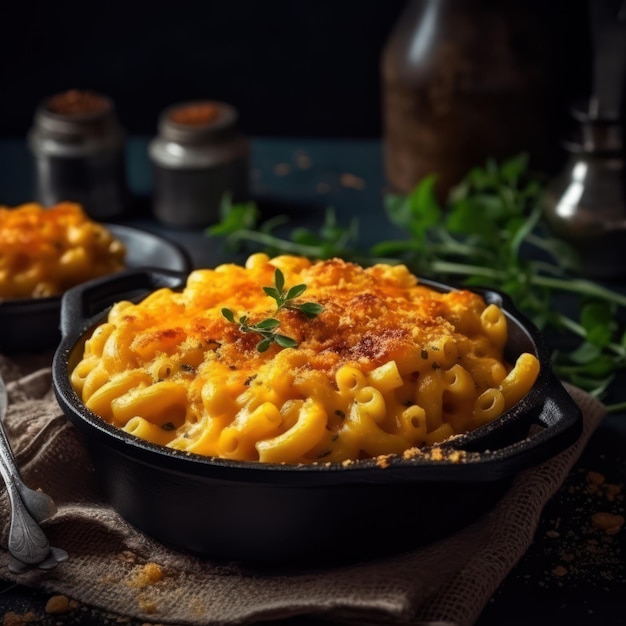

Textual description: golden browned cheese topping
[0,202,125,299]
[71,254,540,464]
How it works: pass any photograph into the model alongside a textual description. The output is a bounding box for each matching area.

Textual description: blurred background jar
[28,89,129,219]
[380,0,589,199]
[148,101,249,229]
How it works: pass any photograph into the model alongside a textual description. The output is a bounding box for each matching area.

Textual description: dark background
[0,0,592,141]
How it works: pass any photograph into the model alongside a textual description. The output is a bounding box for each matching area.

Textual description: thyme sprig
[222,268,323,352]
[208,155,626,409]
[208,196,360,260]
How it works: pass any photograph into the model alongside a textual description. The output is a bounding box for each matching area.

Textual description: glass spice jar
[148,101,249,228]
[27,89,129,219]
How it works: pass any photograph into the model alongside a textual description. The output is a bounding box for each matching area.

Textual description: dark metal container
[148,101,249,229]
[27,89,129,220]
[52,269,582,565]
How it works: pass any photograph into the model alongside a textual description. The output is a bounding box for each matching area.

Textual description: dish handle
[469,376,584,479]
[59,268,187,338]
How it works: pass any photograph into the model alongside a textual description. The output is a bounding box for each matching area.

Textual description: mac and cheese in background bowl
[53,256,582,565]
[0,202,191,353]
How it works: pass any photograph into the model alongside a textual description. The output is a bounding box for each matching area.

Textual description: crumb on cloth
[127,562,166,589]
[2,612,40,626]
[45,594,80,614]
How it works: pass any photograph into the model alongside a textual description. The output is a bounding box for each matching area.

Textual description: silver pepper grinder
[28,89,129,219]
[543,0,626,278]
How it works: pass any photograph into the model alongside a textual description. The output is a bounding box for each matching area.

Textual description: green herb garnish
[207,195,360,260]
[222,268,323,352]
[208,155,626,410]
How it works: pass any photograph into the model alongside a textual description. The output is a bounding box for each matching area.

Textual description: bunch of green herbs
[208,155,626,412]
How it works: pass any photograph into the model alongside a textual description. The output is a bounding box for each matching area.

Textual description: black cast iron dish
[52,268,583,565]
[0,225,191,354]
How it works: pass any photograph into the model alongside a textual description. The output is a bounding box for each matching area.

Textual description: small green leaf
[221,308,236,323]
[298,302,324,318]
[263,286,281,300]
[286,284,307,300]
[384,175,441,240]
[499,153,528,184]
[254,318,281,330]
[274,268,285,292]
[581,302,615,346]
[207,196,260,236]
[274,334,298,348]
[256,338,273,352]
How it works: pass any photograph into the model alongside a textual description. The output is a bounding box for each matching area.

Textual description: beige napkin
[0,354,605,626]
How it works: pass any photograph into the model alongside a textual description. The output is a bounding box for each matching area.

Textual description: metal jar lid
[28,89,125,157]
[157,100,239,144]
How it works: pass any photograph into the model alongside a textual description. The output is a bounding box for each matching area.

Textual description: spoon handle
[2,473,51,565]
[0,376,57,522]
[0,373,57,566]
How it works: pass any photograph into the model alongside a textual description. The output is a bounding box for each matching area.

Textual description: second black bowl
[0,224,191,354]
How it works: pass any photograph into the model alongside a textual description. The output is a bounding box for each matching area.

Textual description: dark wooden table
[0,137,624,625]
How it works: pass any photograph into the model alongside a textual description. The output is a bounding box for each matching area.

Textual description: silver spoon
[0,372,67,570]
[0,376,57,523]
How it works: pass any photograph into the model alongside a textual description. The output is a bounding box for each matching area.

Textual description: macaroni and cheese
[70,254,540,464]
[0,202,125,299]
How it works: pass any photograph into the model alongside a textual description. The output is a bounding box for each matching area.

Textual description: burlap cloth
[0,353,606,626]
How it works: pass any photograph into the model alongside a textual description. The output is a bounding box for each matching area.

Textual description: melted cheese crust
[70,254,540,464]
[0,202,125,298]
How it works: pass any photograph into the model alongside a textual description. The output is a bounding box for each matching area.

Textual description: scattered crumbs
[403,446,422,460]
[137,596,159,614]
[339,173,366,190]
[117,550,139,564]
[591,512,625,535]
[45,594,79,614]
[584,471,622,502]
[2,613,40,626]
[430,447,443,461]
[316,182,331,194]
[447,450,465,463]
[586,471,605,487]
[376,454,392,469]
[516,464,625,591]
[401,446,467,463]
[294,151,312,169]
[273,162,291,176]
[127,562,166,589]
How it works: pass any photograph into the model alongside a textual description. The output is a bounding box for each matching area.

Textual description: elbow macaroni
[0,202,125,299]
[70,254,540,464]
